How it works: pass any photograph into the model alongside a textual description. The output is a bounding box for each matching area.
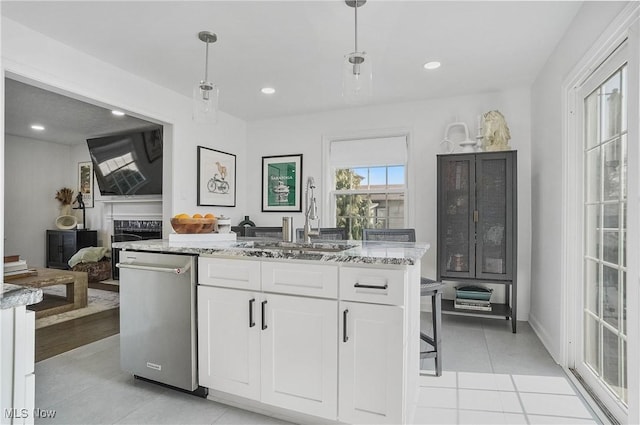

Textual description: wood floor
[35,307,120,362]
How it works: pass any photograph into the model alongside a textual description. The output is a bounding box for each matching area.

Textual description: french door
[576,42,629,417]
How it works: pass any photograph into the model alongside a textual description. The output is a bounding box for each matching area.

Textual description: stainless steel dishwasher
[117,250,206,396]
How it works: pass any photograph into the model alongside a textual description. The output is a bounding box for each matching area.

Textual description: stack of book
[4,255,35,280]
[454,298,492,311]
[455,285,492,312]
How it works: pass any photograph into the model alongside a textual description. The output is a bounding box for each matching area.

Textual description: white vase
[60,204,72,216]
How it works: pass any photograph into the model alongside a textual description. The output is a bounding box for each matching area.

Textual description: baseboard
[528,312,561,364]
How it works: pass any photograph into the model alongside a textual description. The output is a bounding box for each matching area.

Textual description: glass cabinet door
[476,153,514,279]
[438,156,476,278]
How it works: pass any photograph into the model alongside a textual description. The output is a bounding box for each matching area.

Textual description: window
[582,63,628,406]
[327,135,407,240]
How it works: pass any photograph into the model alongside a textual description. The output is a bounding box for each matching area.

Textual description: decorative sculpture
[482,110,511,151]
[440,121,476,153]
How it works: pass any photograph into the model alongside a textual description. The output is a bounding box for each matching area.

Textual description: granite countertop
[113,238,430,266]
[1,283,43,310]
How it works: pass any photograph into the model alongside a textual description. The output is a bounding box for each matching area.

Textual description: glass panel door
[476,154,513,279]
[580,63,628,407]
[438,156,475,278]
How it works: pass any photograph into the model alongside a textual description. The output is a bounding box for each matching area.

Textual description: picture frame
[262,154,303,212]
[143,128,163,163]
[197,146,236,207]
[78,161,94,208]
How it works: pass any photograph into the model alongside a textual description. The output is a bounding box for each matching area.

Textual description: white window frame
[321,129,413,232]
[561,4,639,423]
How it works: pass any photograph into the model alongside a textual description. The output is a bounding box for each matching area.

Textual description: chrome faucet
[303,177,319,243]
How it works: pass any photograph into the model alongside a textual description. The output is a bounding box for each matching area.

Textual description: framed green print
[262,154,303,212]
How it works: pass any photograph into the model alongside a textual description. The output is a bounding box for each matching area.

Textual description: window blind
[329,136,407,168]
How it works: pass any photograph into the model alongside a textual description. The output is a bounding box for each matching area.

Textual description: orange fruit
[193,213,203,219]
[175,213,189,219]
[204,213,215,219]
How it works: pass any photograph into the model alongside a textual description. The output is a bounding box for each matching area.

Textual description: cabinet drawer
[198,258,261,290]
[262,262,338,298]
[340,267,406,306]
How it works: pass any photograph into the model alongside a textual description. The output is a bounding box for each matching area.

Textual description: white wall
[246,88,533,320]
[4,135,77,267]
[2,18,248,245]
[530,2,629,361]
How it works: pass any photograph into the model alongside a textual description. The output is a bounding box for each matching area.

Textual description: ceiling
[3,1,584,128]
[5,79,157,145]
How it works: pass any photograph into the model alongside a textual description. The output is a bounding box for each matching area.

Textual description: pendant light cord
[354,1,358,53]
[203,41,210,82]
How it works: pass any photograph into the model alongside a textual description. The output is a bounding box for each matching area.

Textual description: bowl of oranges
[170,213,216,234]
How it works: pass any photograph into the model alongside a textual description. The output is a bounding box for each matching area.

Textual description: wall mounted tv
[87,126,163,197]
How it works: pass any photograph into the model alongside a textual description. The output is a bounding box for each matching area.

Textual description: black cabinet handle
[249,298,255,328]
[343,309,349,343]
[261,300,268,330]
[354,282,388,290]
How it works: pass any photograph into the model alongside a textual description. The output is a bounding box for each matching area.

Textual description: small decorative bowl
[170,217,216,234]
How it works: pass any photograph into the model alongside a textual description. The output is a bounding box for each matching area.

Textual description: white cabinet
[198,258,261,291]
[262,262,338,298]
[197,258,416,424]
[1,306,36,425]
[338,301,405,424]
[261,293,337,419]
[197,286,260,400]
[198,259,338,420]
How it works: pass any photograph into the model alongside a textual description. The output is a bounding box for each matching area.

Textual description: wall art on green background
[261,154,303,212]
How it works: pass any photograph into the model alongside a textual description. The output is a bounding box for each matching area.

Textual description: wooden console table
[7,268,88,318]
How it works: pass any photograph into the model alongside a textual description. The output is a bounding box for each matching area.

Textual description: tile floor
[34,313,602,424]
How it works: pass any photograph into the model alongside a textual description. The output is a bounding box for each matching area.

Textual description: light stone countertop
[113,238,430,266]
[1,283,43,310]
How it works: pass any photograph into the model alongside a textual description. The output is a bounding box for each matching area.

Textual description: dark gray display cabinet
[46,229,98,269]
[437,151,518,332]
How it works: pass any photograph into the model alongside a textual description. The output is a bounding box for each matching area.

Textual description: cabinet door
[261,294,338,420]
[437,155,476,278]
[197,286,260,400]
[475,152,515,280]
[46,231,74,269]
[61,232,77,264]
[339,301,404,424]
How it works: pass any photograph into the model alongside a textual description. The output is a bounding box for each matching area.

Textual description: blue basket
[456,285,492,301]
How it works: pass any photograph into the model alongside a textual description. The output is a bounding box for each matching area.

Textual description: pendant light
[193,31,219,123]
[342,0,372,103]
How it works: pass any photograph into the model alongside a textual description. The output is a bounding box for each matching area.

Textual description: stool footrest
[421,332,435,348]
[421,350,437,359]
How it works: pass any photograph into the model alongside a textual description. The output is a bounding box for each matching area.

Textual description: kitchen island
[114,238,429,424]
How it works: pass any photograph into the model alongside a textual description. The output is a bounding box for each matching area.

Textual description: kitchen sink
[249,241,356,253]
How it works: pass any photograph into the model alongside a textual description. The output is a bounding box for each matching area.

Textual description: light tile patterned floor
[415,314,601,424]
[34,314,601,424]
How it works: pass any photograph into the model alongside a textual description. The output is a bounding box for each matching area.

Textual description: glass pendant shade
[193,80,219,123]
[193,31,219,123]
[342,51,372,104]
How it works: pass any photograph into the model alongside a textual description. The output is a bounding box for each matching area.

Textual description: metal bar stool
[420,278,445,376]
[363,228,444,376]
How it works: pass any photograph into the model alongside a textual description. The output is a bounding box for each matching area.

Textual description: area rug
[35,286,119,329]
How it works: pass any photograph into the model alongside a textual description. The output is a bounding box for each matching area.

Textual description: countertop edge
[113,239,429,266]
[1,284,43,310]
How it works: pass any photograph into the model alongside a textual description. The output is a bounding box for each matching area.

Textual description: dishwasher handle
[116,262,192,275]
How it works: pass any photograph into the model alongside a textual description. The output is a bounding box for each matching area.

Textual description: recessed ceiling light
[31,124,45,131]
[423,61,441,70]
[111,110,126,116]
[261,87,276,95]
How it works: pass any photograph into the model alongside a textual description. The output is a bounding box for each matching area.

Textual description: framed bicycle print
[262,154,303,212]
[197,146,236,207]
